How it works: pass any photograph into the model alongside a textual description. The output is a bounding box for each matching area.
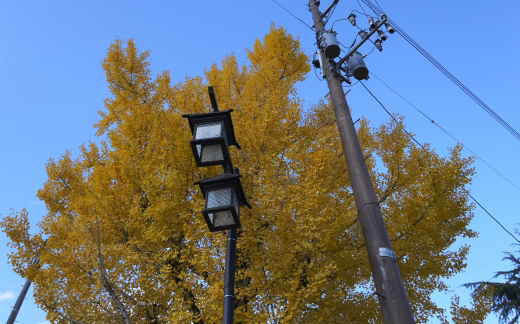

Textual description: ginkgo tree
[2,25,482,323]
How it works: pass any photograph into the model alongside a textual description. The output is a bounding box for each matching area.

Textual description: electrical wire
[352,10,371,17]
[369,71,520,192]
[356,0,368,16]
[368,2,381,17]
[360,0,520,143]
[323,1,337,26]
[343,81,360,88]
[338,41,354,51]
[360,81,520,243]
[314,65,324,81]
[271,0,315,31]
[331,18,352,30]
[373,0,384,12]
[360,81,423,147]
[363,43,377,58]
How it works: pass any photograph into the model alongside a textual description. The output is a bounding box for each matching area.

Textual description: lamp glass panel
[198,144,224,163]
[208,211,235,227]
[194,122,222,140]
[207,187,232,208]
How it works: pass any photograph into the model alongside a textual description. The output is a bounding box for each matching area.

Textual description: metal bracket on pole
[320,0,339,20]
[331,67,351,84]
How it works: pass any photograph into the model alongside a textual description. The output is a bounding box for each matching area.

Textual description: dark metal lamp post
[183,86,251,324]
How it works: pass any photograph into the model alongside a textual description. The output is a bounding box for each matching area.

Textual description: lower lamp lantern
[195,173,251,232]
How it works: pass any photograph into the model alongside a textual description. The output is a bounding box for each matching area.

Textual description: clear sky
[1,1,519,323]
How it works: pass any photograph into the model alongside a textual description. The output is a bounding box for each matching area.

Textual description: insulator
[358,30,367,39]
[377,30,387,41]
[375,20,381,27]
[348,52,369,80]
[385,22,395,34]
[348,13,357,26]
[319,31,340,58]
[381,13,387,20]
[368,17,375,29]
[375,39,383,52]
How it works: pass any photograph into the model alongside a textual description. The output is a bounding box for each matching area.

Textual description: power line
[352,9,371,17]
[373,0,384,12]
[271,0,314,31]
[323,1,337,26]
[360,0,520,143]
[369,71,520,193]
[356,0,368,16]
[360,81,422,147]
[360,81,520,244]
[469,194,520,243]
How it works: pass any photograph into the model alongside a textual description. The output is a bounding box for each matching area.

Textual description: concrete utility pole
[6,279,32,324]
[308,1,415,323]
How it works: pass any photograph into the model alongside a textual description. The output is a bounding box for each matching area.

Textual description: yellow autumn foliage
[2,26,477,323]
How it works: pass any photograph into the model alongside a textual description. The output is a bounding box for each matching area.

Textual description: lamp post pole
[223,224,237,324]
[308,1,415,323]
[208,86,237,324]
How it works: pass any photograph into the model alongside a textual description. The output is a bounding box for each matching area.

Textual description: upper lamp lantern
[182,110,241,167]
[195,173,252,232]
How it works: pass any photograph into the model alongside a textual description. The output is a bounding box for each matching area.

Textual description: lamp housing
[182,110,240,167]
[195,173,251,232]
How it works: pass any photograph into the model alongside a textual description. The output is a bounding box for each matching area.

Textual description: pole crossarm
[336,18,387,67]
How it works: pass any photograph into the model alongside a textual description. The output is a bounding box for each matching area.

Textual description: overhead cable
[370,71,520,192]
[360,0,520,142]
[360,81,520,243]
[271,0,315,31]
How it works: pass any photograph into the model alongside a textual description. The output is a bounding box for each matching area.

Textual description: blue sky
[1,1,519,323]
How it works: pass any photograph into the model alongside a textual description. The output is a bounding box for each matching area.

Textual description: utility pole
[6,278,32,324]
[308,1,415,323]
[7,255,40,324]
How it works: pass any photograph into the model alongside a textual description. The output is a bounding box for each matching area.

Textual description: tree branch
[94,209,132,324]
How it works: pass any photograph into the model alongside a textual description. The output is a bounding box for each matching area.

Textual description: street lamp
[184,86,251,324]
[182,110,240,168]
[195,173,251,232]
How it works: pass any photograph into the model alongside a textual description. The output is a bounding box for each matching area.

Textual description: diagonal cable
[369,71,520,192]
[360,0,520,142]
[360,81,520,243]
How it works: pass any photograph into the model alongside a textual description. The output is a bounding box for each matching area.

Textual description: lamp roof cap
[182,109,240,149]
